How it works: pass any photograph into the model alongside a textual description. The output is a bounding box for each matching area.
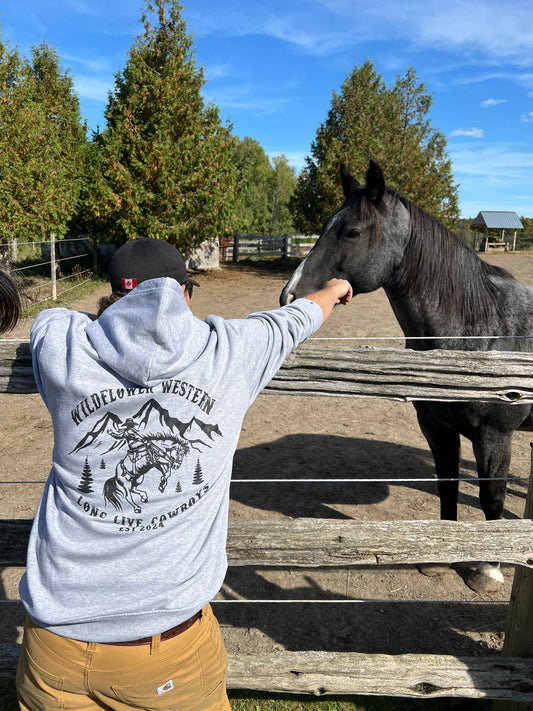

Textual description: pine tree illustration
[175,480,182,494]
[99,459,106,470]
[192,458,204,485]
[78,458,94,493]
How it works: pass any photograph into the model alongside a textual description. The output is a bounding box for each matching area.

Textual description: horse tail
[0,268,21,334]
[103,476,123,511]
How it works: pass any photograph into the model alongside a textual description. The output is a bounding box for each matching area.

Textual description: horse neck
[383,207,510,347]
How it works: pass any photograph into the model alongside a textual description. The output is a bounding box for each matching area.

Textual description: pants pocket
[16,648,65,711]
[111,650,203,709]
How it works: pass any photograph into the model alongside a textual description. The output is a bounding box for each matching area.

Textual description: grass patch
[0,680,491,711]
[17,273,107,321]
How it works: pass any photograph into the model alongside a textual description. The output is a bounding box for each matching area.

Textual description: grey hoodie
[20,277,323,642]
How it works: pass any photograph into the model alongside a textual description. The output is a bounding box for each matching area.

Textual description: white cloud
[203,84,291,115]
[521,112,533,123]
[481,98,507,108]
[74,76,113,102]
[190,0,533,65]
[267,150,308,172]
[450,142,533,215]
[450,128,484,138]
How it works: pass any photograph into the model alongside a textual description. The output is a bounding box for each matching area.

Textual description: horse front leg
[415,409,461,577]
[416,409,461,520]
[466,431,513,594]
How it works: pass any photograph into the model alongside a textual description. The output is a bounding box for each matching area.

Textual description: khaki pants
[16,604,230,710]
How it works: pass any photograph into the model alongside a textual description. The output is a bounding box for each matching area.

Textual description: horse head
[280,161,410,305]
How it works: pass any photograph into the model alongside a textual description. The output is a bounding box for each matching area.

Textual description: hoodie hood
[86,278,209,387]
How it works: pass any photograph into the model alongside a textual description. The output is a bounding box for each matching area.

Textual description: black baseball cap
[109,238,200,293]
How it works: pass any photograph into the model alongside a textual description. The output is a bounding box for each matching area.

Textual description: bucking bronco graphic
[71,399,222,513]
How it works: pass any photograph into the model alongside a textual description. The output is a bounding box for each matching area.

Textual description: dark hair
[97,291,124,317]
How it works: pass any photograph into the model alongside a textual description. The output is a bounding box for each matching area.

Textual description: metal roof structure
[471,211,524,230]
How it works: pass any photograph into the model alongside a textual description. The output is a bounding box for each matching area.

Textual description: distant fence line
[220,234,318,262]
[1,231,316,308]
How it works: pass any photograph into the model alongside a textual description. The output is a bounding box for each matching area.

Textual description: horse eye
[345,228,360,240]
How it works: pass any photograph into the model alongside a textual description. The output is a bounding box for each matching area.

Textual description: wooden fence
[220,234,318,262]
[1,341,533,707]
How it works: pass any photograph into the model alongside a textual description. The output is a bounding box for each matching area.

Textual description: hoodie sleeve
[235,297,323,401]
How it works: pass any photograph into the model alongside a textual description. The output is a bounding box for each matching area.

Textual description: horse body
[281,161,533,592]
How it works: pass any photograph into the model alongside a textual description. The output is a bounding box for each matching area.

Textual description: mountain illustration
[71,398,222,454]
[181,418,222,451]
[70,411,123,453]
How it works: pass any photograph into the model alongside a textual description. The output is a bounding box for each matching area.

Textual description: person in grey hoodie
[16,237,352,711]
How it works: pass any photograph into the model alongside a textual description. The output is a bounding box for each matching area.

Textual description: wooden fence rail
[3,341,533,403]
[1,341,533,705]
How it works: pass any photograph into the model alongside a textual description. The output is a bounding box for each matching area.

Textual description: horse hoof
[417,563,450,577]
[466,571,503,595]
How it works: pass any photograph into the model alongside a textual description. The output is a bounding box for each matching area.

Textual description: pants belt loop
[150,633,161,655]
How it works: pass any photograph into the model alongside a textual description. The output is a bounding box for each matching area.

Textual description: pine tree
[293,61,459,232]
[78,458,94,494]
[192,458,203,485]
[0,36,86,241]
[95,0,237,250]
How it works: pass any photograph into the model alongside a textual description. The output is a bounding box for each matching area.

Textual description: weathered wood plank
[267,345,533,403]
[3,518,533,568]
[227,650,533,700]
[493,454,533,711]
[3,341,533,402]
[1,642,533,700]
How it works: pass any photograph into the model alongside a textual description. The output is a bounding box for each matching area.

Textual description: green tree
[232,136,271,234]
[232,137,297,235]
[293,60,459,233]
[95,0,237,250]
[268,155,297,235]
[0,38,86,242]
[0,35,24,240]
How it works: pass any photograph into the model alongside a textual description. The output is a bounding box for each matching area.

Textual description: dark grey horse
[281,160,533,593]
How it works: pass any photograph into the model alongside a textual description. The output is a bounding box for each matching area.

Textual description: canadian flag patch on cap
[122,278,137,290]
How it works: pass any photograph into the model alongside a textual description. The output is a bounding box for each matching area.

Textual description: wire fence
[1,234,97,310]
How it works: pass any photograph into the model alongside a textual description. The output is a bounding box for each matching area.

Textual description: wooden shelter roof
[471,211,524,230]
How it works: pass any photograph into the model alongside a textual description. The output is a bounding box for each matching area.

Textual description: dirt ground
[2,252,533,659]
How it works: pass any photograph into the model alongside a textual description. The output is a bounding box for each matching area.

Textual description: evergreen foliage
[92,0,237,250]
[0,38,86,241]
[293,61,459,233]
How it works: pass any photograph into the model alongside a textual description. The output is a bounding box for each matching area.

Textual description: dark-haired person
[17,237,352,711]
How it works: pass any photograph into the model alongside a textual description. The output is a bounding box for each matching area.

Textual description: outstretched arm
[303,278,353,323]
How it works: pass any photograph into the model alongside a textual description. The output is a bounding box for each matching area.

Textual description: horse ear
[340,163,360,198]
[366,160,385,203]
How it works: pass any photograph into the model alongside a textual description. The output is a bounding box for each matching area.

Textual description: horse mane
[392,190,514,330]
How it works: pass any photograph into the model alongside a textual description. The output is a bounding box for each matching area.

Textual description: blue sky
[1,0,533,218]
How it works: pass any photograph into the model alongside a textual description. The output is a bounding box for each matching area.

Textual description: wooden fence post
[492,443,533,711]
[283,235,292,259]
[50,232,57,301]
[92,236,98,274]
[233,234,240,263]
[9,237,17,262]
